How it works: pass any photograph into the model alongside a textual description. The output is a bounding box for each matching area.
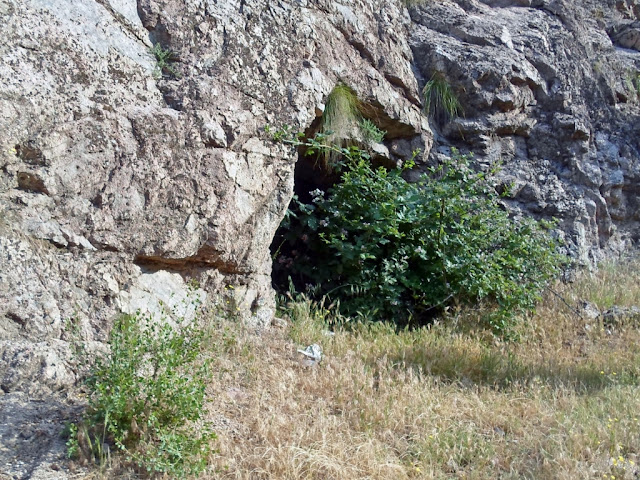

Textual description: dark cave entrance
[268,100,424,297]
[269,120,340,294]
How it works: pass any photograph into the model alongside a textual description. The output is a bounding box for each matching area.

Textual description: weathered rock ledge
[410,0,640,263]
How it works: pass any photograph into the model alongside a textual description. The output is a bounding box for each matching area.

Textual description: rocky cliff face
[2,0,640,476]
[0,0,427,398]
[2,0,640,404]
[410,0,640,263]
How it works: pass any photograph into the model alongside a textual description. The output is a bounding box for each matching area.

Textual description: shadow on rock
[0,393,83,480]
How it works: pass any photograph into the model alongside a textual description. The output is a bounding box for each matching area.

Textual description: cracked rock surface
[0,393,86,480]
[0,0,431,479]
[2,0,640,476]
[409,0,640,263]
[0,0,428,475]
[0,0,427,396]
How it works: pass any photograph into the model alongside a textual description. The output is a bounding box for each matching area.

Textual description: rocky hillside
[1,0,639,417]
[2,0,640,477]
[0,0,427,397]
[410,0,640,264]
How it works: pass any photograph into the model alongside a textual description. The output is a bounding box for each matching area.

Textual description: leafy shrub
[359,118,386,143]
[273,130,564,335]
[423,72,463,123]
[69,309,215,476]
[150,43,180,79]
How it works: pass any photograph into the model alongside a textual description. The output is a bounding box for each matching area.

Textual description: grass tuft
[322,84,361,138]
[567,256,640,310]
[318,83,362,167]
[423,72,463,123]
[315,84,386,168]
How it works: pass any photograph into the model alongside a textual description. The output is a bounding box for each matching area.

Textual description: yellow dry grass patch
[198,258,640,479]
[83,258,640,479]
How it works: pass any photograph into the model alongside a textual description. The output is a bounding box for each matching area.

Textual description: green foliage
[313,83,387,167]
[64,421,112,470]
[423,72,463,123]
[359,118,386,143]
[150,43,180,79]
[64,422,80,459]
[72,309,215,476]
[318,83,362,167]
[322,84,360,135]
[272,129,564,336]
[625,70,640,101]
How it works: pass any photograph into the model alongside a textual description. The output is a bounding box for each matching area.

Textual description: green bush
[69,309,215,476]
[273,130,564,335]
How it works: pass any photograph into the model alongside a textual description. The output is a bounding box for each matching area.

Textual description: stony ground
[0,392,85,480]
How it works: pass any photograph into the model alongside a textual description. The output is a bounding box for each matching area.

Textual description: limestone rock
[0,392,85,480]
[1,0,640,474]
[601,305,640,325]
[409,0,640,265]
[0,0,429,399]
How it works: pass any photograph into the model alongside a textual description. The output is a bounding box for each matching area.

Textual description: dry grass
[193,258,640,479]
[565,256,640,311]
[86,258,640,479]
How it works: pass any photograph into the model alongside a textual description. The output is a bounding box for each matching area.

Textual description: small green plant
[423,72,463,123]
[65,421,111,468]
[64,422,80,459]
[64,315,88,367]
[72,309,215,476]
[272,129,564,336]
[593,58,605,75]
[318,83,362,167]
[625,71,640,101]
[322,84,360,137]
[359,118,386,143]
[150,43,180,79]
